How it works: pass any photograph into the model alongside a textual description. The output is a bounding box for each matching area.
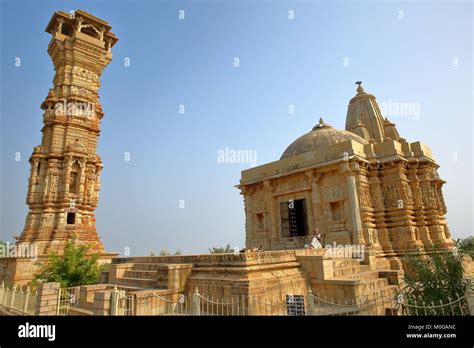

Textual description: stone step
[115,277,157,288]
[132,263,162,271]
[123,270,158,280]
[332,258,361,269]
[340,270,381,282]
[68,307,93,316]
[332,264,371,277]
[359,285,397,304]
[361,278,389,293]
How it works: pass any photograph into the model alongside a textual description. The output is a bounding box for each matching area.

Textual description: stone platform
[98,248,400,311]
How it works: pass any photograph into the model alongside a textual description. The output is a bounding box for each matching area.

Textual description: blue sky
[0,0,472,255]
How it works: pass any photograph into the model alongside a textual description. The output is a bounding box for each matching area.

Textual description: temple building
[238,82,453,269]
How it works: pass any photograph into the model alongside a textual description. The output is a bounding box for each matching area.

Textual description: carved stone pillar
[368,164,393,253]
[263,180,277,246]
[306,171,322,231]
[64,155,73,199]
[407,162,431,247]
[78,159,87,204]
[340,162,364,245]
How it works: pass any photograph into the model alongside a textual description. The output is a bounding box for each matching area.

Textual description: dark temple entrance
[280,199,308,237]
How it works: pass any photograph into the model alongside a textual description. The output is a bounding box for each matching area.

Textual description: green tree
[159,248,170,256]
[459,236,474,258]
[33,237,103,288]
[209,243,233,254]
[396,243,472,315]
[174,249,182,255]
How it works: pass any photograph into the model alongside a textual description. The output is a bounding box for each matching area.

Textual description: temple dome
[280,119,369,159]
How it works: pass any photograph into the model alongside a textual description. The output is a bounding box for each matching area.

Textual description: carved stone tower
[16,10,118,256]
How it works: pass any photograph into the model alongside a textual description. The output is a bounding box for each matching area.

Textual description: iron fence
[0,282,38,315]
[57,286,81,316]
[108,286,473,316]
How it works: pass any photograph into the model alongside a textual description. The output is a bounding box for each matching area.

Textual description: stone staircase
[297,252,401,314]
[105,260,193,291]
[330,258,398,303]
[108,262,169,289]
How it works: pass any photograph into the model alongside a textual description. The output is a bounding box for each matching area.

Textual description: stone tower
[16,10,118,256]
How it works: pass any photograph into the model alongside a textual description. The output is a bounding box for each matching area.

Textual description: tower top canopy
[45,9,118,48]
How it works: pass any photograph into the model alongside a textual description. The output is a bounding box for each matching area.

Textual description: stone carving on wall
[273,179,309,196]
[359,186,372,209]
[382,183,400,207]
[369,184,382,209]
[49,175,58,193]
[324,186,343,202]
[408,181,422,206]
[400,181,413,206]
[72,66,98,82]
[421,184,437,206]
[42,214,54,227]
[70,86,93,98]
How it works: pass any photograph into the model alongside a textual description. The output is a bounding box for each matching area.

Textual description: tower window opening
[81,25,101,39]
[61,23,72,36]
[70,163,80,194]
[67,212,76,225]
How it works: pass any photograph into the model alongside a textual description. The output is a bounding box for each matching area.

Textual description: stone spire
[351,114,370,141]
[345,82,398,143]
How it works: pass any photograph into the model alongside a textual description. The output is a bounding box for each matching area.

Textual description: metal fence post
[0,281,4,305]
[192,287,201,315]
[23,287,30,314]
[9,286,16,308]
[110,286,119,316]
[307,289,315,315]
[467,289,474,315]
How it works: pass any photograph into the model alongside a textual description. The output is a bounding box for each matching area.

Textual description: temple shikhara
[239,81,453,270]
[0,9,464,316]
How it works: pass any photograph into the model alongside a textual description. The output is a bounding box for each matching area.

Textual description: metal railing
[395,294,470,316]
[57,286,81,316]
[0,282,38,315]
[107,285,473,316]
[109,287,393,316]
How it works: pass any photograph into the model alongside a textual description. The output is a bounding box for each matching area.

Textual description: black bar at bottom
[0,315,472,346]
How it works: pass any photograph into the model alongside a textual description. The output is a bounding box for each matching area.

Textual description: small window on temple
[67,212,75,225]
[280,199,307,237]
[330,202,343,220]
[36,161,41,176]
[61,23,72,36]
[256,213,264,231]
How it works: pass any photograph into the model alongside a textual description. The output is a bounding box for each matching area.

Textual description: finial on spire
[355,81,365,94]
[312,117,331,131]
